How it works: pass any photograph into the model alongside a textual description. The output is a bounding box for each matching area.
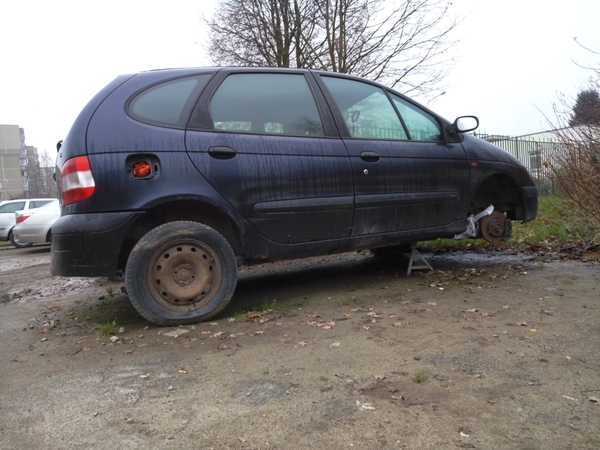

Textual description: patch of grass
[231,309,247,322]
[412,371,427,383]
[99,319,117,337]
[229,297,279,322]
[419,237,488,251]
[420,196,598,252]
[510,195,597,246]
[261,297,277,312]
[362,312,376,323]
[105,285,117,297]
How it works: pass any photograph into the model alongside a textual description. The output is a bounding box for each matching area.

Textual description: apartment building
[0,124,46,200]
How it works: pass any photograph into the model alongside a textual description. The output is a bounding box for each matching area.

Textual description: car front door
[185,71,354,244]
[318,75,470,236]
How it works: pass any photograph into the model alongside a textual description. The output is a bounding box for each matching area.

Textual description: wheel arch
[469,173,527,220]
[125,220,238,325]
[117,198,244,271]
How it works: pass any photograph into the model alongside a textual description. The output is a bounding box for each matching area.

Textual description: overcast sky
[1,0,598,161]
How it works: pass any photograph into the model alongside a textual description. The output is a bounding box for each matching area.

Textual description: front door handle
[360,151,380,162]
[208,146,237,160]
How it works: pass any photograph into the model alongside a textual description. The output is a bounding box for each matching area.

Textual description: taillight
[16,214,30,224]
[61,156,96,206]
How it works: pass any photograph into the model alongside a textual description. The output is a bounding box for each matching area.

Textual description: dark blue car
[51,67,538,325]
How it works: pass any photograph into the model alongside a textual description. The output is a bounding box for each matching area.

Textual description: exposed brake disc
[480,211,507,244]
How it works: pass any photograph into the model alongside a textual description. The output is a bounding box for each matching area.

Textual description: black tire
[9,230,33,248]
[125,221,237,326]
[370,244,412,258]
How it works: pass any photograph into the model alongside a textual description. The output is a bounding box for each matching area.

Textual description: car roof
[0,198,57,209]
[2,198,55,202]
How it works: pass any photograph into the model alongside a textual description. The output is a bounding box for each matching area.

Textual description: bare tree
[33,151,58,198]
[546,41,600,236]
[207,0,318,68]
[206,0,460,95]
[549,123,600,234]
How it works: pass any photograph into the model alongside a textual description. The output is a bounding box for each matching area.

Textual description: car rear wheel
[9,230,33,248]
[125,221,237,326]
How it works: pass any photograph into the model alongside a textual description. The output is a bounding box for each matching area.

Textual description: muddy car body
[51,67,538,325]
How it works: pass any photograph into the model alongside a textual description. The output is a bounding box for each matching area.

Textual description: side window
[0,201,26,213]
[209,73,325,137]
[128,74,212,128]
[391,94,442,141]
[321,76,408,140]
[31,200,52,208]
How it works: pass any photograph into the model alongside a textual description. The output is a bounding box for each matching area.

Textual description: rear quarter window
[127,74,212,128]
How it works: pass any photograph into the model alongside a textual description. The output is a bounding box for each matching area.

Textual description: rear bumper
[51,211,143,277]
[13,228,49,244]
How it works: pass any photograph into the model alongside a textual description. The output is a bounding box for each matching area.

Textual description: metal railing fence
[474,133,558,195]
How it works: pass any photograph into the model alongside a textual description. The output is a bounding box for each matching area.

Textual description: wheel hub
[174,264,195,286]
[147,241,222,312]
[480,211,507,244]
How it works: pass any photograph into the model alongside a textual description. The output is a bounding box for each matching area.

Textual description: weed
[413,371,427,383]
[363,312,376,323]
[99,319,117,337]
[262,297,277,312]
[105,285,117,297]
[232,310,247,322]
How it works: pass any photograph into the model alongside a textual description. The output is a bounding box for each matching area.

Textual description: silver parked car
[12,199,61,247]
[0,198,56,248]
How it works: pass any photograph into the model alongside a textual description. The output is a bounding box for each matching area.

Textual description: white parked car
[0,198,56,248]
[12,199,61,247]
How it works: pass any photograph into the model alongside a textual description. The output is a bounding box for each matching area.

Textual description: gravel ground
[1,244,599,449]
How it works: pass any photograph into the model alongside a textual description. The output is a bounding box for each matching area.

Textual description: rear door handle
[360,151,380,162]
[208,146,237,160]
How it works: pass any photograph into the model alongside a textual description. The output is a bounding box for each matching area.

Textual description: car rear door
[185,70,354,244]
[317,75,470,236]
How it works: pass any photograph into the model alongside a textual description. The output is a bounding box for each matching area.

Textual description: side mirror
[447,116,479,134]
[56,140,63,152]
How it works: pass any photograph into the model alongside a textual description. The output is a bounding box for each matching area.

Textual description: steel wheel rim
[147,239,223,312]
